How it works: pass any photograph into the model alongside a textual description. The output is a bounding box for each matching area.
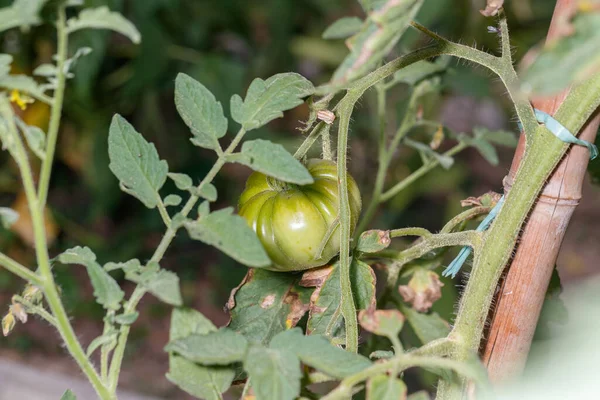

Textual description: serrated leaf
[331,0,423,86]
[244,344,301,400]
[114,311,139,325]
[168,172,218,201]
[104,259,142,273]
[165,328,248,365]
[323,17,363,39]
[0,0,46,33]
[175,73,227,150]
[108,114,168,209]
[300,260,375,339]
[521,11,600,95]
[167,309,235,400]
[227,139,314,184]
[270,329,371,379]
[230,73,314,131]
[134,269,182,306]
[356,230,391,253]
[15,117,45,160]
[60,390,77,400]
[86,331,117,357]
[0,207,18,229]
[367,375,407,400]
[185,208,270,268]
[58,247,124,310]
[66,6,141,44]
[164,194,182,207]
[227,269,311,344]
[400,304,449,344]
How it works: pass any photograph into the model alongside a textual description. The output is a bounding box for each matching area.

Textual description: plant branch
[12,295,57,327]
[441,206,491,234]
[0,252,41,285]
[107,128,248,392]
[37,6,69,209]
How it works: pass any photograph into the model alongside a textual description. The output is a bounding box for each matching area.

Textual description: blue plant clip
[519,109,598,160]
[442,195,505,278]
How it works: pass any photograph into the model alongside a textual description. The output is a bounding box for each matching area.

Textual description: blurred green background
[0,0,598,398]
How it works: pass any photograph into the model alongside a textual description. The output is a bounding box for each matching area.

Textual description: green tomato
[238,159,362,272]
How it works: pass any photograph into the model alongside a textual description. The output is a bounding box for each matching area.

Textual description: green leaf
[15,118,45,160]
[0,0,46,33]
[114,311,139,325]
[227,269,311,344]
[164,194,182,207]
[331,0,423,86]
[168,172,193,190]
[175,73,228,150]
[367,375,407,400]
[108,114,168,209]
[86,331,117,357]
[473,127,518,147]
[230,73,314,131]
[300,260,375,339]
[165,328,248,365]
[0,74,47,101]
[458,132,499,166]
[401,304,449,344]
[66,6,141,44]
[270,329,371,379]
[167,309,235,400]
[404,138,454,169]
[60,389,77,400]
[356,230,391,253]
[128,268,182,306]
[195,183,218,202]
[227,139,314,184]
[0,207,18,229]
[521,11,600,95]
[185,208,270,268]
[58,247,124,310]
[323,17,363,39]
[244,344,301,400]
[104,259,142,273]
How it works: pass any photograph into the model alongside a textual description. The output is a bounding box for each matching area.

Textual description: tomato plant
[238,159,361,271]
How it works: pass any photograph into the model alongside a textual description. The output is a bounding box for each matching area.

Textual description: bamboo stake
[482,0,600,383]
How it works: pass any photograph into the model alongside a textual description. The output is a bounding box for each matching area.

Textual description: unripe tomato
[238,159,362,272]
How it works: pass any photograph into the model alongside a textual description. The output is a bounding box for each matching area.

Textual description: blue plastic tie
[518,109,598,160]
[442,195,505,278]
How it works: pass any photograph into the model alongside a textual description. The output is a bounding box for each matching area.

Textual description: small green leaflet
[356,229,391,253]
[227,139,314,185]
[126,265,182,306]
[230,73,314,131]
[400,304,449,344]
[15,117,45,160]
[0,207,18,229]
[458,128,517,166]
[167,309,235,400]
[367,375,407,400]
[86,331,117,357]
[0,0,46,33]
[185,208,270,268]
[322,17,363,39]
[164,194,182,207]
[270,329,371,379]
[58,246,124,310]
[60,389,77,400]
[404,138,454,169]
[114,311,139,325]
[165,328,248,365]
[521,10,600,95]
[66,6,141,44]
[108,115,168,209]
[244,344,301,400]
[0,74,47,103]
[168,172,218,201]
[175,73,228,150]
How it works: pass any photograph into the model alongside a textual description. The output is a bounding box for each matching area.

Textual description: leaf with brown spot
[226,269,311,344]
[398,269,444,313]
[300,260,376,339]
[358,308,405,339]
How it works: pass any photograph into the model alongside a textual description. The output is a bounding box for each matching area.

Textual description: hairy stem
[0,252,41,285]
[37,6,68,209]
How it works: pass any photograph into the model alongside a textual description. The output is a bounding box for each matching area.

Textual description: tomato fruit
[238,159,362,272]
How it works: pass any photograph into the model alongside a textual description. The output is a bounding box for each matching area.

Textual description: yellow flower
[9,89,34,110]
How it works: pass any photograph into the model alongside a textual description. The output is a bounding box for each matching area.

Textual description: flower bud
[2,312,15,336]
